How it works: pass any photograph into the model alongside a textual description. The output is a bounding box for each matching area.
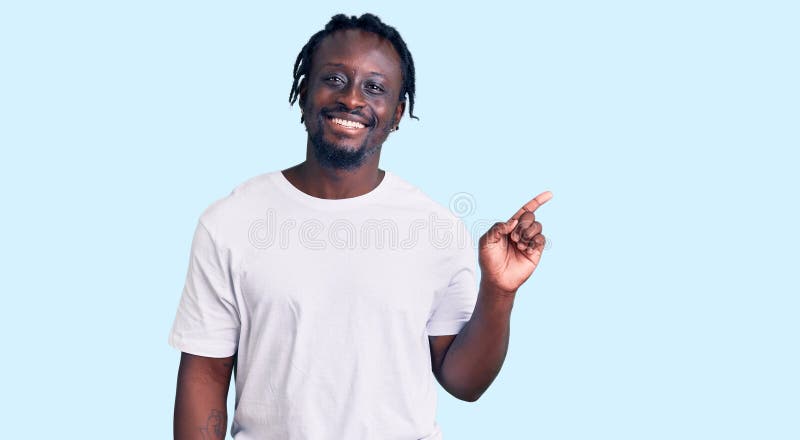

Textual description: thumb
[486,218,518,245]
[502,218,519,234]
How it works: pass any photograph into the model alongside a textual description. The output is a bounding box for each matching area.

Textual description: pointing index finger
[509,191,553,221]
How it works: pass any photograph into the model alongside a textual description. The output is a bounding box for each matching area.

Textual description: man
[170,13,551,440]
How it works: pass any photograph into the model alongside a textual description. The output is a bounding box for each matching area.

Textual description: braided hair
[289,13,418,122]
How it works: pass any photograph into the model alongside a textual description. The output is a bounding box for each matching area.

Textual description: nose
[336,82,365,110]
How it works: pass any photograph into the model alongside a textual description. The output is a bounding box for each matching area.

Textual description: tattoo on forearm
[199,409,226,440]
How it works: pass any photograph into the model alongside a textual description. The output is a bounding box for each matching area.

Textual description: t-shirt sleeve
[426,221,479,336]
[168,220,240,357]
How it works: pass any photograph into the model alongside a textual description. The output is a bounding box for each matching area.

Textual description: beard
[310,130,379,171]
[308,114,386,171]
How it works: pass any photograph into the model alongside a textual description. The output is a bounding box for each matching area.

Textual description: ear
[297,78,308,123]
[392,100,406,128]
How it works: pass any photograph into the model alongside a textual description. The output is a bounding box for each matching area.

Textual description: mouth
[328,116,366,129]
[321,109,372,131]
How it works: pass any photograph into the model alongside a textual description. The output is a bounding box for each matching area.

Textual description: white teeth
[331,117,365,129]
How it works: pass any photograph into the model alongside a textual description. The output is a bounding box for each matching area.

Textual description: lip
[324,116,368,134]
[323,111,372,128]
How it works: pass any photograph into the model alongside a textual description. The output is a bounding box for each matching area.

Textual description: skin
[174,352,233,440]
[284,28,405,199]
[430,191,552,401]
[174,28,552,438]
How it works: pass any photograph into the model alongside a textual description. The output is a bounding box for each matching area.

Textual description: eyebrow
[321,63,386,78]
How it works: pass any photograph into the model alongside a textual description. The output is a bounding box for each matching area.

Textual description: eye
[365,82,385,94]
[324,75,345,86]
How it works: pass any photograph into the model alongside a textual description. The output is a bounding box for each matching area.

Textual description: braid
[289,13,418,122]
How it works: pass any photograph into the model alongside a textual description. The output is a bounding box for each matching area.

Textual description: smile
[329,116,366,129]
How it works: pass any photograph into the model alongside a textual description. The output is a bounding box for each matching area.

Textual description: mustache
[320,105,376,127]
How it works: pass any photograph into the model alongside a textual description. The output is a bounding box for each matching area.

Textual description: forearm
[174,354,233,440]
[438,280,515,401]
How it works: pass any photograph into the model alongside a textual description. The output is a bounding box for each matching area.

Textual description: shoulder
[384,171,462,223]
[383,171,473,250]
[196,170,282,240]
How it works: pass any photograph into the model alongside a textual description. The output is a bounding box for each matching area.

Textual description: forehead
[311,29,402,81]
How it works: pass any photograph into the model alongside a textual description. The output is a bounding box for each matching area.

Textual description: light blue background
[1,1,797,438]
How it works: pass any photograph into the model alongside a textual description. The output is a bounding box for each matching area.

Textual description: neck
[282,157,385,200]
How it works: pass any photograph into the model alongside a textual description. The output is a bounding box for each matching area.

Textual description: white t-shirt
[169,170,478,440]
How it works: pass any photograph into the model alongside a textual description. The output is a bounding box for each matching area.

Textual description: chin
[310,131,378,171]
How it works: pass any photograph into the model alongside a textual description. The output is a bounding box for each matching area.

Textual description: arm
[429,281,514,402]
[174,352,235,440]
[430,191,552,402]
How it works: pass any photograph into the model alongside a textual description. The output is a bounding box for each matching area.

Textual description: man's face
[300,29,405,170]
